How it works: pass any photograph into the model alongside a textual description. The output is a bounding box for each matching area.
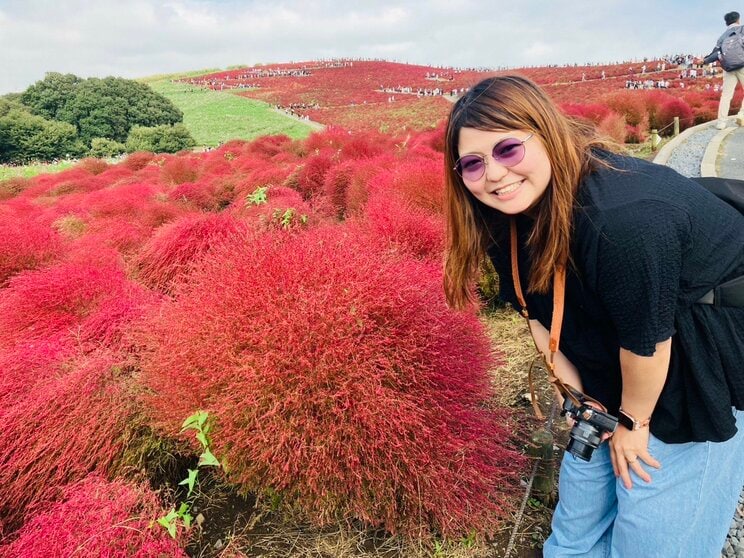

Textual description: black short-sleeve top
[488,152,744,443]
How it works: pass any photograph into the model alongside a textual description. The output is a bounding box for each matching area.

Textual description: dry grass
[481,307,537,409]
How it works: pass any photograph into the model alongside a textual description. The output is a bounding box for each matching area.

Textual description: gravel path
[664,126,719,177]
[661,130,744,557]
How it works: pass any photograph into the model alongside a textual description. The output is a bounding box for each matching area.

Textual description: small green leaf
[178,469,198,498]
[181,410,208,433]
[177,502,189,515]
[157,514,178,539]
[182,512,193,529]
[196,431,209,448]
[198,448,221,467]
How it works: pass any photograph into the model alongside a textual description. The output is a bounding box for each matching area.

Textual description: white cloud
[0,0,726,94]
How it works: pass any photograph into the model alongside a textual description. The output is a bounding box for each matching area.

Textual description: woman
[443,75,744,557]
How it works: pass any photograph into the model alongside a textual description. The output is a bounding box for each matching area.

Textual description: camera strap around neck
[509,219,601,418]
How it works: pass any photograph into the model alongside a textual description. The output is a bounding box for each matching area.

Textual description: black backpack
[692,177,744,216]
[691,177,744,307]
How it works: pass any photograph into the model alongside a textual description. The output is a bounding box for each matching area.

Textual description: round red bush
[137,225,525,537]
[0,254,159,352]
[0,475,187,557]
[0,351,145,529]
[0,213,63,286]
[132,212,251,292]
[290,153,335,200]
[122,151,156,171]
[657,98,694,131]
[602,90,648,127]
[362,191,445,260]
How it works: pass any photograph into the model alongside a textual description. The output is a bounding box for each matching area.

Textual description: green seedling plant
[245,186,268,206]
[157,410,221,539]
[271,207,308,229]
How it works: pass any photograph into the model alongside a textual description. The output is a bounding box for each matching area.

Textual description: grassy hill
[142,70,315,147]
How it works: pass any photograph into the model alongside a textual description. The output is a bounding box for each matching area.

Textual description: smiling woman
[443,74,744,557]
[455,129,550,214]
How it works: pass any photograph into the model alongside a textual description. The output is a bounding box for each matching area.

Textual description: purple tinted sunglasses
[454,133,534,181]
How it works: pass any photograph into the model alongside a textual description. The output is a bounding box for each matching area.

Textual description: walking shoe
[715,121,728,130]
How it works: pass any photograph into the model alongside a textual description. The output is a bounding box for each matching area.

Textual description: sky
[0,0,730,94]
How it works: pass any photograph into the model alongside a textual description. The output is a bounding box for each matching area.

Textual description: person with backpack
[703,11,744,129]
[443,75,744,557]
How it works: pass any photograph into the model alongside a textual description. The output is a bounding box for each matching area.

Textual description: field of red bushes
[183,59,743,140]
[4,54,743,556]
[0,126,531,555]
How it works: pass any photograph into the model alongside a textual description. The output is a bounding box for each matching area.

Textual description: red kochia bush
[138,225,525,537]
[0,213,63,286]
[0,351,141,529]
[362,191,445,260]
[0,254,160,354]
[657,98,694,131]
[290,153,335,199]
[132,212,250,292]
[0,476,187,557]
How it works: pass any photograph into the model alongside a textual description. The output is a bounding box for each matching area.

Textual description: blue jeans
[543,409,744,558]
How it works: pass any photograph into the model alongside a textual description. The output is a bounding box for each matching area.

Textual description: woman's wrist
[618,407,651,430]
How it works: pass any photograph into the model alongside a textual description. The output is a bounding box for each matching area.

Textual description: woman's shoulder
[577,151,728,225]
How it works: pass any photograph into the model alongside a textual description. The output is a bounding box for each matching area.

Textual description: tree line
[0,72,196,164]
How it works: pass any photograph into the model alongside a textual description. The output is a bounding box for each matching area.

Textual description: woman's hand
[608,426,661,489]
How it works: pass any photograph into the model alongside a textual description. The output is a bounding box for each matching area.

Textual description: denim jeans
[543,409,744,558]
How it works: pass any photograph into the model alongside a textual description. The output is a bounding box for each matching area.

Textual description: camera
[561,396,618,462]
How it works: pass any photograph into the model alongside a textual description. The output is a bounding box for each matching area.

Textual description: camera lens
[566,437,595,461]
[567,420,603,462]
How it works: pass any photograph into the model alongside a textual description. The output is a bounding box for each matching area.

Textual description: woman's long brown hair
[443,75,616,309]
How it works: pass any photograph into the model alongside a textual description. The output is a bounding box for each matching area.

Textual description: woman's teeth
[495,180,523,196]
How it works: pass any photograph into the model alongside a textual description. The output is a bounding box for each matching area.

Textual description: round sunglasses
[453,133,534,182]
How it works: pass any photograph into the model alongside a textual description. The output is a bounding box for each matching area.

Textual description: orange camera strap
[509,219,602,417]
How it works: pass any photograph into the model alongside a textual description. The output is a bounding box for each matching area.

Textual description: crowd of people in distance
[663,53,696,66]
[230,68,312,79]
[378,84,466,99]
[625,79,672,89]
[275,102,318,120]
[424,71,455,81]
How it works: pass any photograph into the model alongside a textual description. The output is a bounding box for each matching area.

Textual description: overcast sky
[0,0,729,94]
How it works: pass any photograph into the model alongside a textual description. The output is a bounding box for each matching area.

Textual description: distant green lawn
[146,76,315,147]
[0,161,76,181]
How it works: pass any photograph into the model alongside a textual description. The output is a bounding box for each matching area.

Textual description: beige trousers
[718,66,744,121]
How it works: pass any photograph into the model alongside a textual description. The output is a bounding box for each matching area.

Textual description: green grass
[146,76,315,147]
[0,160,76,181]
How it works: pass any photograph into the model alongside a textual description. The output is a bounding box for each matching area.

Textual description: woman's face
[456,127,552,215]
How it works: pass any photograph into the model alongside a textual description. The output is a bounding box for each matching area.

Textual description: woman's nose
[484,158,509,182]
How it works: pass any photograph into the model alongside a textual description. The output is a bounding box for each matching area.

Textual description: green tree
[0,109,80,163]
[19,74,183,148]
[20,72,82,120]
[0,97,24,117]
[125,123,195,154]
[56,77,182,145]
[89,137,126,158]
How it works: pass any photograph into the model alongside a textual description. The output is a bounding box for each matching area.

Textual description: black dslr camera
[561,395,618,462]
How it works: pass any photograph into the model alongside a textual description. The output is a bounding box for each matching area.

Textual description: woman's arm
[610,337,671,489]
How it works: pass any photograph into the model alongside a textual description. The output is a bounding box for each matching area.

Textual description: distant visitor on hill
[703,11,744,129]
[443,75,744,557]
